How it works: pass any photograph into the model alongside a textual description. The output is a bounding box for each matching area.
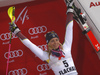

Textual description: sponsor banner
[0,0,65,75]
[37,64,51,72]
[38,44,47,51]
[0,32,17,45]
[0,0,100,75]
[4,49,23,59]
[8,68,28,75]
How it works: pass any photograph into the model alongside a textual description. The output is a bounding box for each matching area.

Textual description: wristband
[14,28,21,35]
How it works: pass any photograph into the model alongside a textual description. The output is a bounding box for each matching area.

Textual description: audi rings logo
[38,44,47,51]
[8,68,28,75]
[0,32,17,41]
[4,49,23,59]
[28,26,47,35]
[37,64,51,72]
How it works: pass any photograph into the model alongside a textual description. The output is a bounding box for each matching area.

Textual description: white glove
[64,0,74,13]
[9,22,21,35]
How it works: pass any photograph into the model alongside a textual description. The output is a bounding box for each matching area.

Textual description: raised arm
[63,13,74,50]
[63,0,74,50]
[9,23,48,61]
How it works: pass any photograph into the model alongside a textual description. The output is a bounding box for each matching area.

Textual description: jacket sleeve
[63,20,73,51]
[20,38,49,61]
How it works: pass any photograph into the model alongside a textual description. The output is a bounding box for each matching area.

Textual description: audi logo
[4,49,23,59]
[0,32,17,41]
[28,26,47,35]
[37,64,51,72]
[38,44,47,51]
[8,68,28,75]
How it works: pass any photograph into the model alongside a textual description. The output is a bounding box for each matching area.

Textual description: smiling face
[48,37,60,50]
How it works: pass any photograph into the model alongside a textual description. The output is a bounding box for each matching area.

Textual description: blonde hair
[46,42,63,59]
[44,32,63,59]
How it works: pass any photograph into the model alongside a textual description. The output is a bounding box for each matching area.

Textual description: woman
[9,0,78,75]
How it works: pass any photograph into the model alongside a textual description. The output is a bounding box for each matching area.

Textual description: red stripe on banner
[87,31,100,52]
